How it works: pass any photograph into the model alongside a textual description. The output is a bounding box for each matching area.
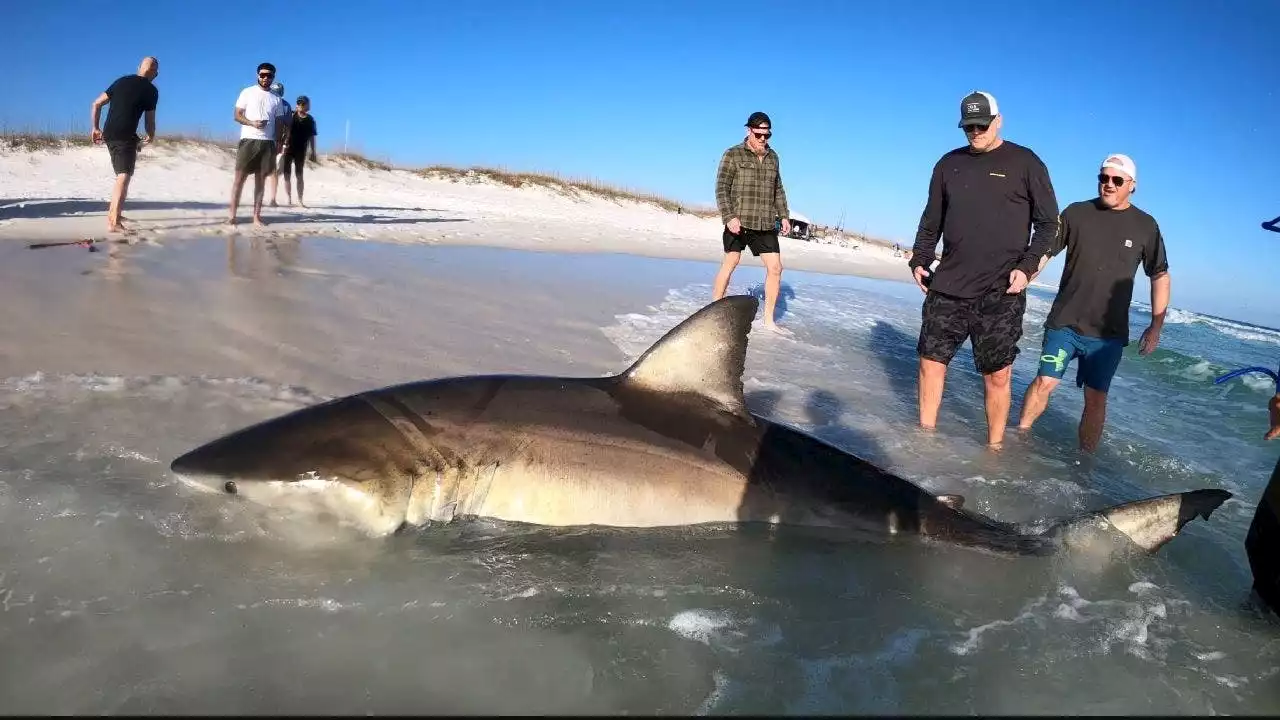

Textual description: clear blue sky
[6,0,1278,327]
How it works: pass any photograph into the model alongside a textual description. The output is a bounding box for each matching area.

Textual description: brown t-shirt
[1044,198,1170,342]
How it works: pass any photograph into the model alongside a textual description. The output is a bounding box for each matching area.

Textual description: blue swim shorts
[1036,326,1125,392]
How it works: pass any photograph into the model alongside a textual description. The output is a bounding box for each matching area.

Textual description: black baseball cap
[746,111,772,128]
[958,91,999,127]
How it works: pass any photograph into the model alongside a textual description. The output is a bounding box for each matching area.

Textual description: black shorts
[106,138,139,176]
[235,138,277,175]
[280,150,308,175]
[723,227,780,256]
[917,287,1027,375]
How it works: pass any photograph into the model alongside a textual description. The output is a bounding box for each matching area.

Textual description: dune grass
[0,128,718,218]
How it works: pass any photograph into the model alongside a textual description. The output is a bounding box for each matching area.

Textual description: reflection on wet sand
[225,236,303,279]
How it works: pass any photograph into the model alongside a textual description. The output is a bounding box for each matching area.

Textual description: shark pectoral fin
[936,494,965,510]
[615,295,759,420]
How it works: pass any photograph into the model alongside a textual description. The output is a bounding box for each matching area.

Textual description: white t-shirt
[235,85,288,141]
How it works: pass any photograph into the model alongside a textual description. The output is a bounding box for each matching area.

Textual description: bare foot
[268,201,278,208]
[762,322,794,337]
[252,216,267,227]
[299,202,308,209]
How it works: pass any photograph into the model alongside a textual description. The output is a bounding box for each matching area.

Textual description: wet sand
[0,234,720,395]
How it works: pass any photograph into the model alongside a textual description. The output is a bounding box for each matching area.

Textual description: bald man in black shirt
[91,56,160,234]
[1017,153,1171,452]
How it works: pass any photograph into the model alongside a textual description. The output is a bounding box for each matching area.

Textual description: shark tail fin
[1045,488,1232,554]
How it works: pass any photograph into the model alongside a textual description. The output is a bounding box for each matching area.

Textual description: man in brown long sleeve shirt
[713,111,792,335]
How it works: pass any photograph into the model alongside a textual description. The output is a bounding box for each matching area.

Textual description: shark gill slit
[357,393,452,520]
[356,392,497,523]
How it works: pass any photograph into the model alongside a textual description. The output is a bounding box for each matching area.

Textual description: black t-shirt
[909,140,1060,299]
[287,114,317,154]
[1043,198,1170,342]
[102,75,159,142]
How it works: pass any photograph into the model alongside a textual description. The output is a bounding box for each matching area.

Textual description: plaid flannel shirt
[715,142,790,231]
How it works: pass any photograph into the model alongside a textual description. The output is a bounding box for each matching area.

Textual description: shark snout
[170,447,255,496]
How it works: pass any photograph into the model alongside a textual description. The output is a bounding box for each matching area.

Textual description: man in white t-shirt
[228,62,288,226]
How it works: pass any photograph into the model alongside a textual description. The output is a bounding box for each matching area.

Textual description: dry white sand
[0,141,911,282]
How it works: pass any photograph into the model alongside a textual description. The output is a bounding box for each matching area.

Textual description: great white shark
[171,295,1231,558]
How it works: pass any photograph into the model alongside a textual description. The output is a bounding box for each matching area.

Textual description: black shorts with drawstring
[917,287,1027,375]
[723,227,780,256]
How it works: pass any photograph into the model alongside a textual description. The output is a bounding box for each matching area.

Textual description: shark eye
[224,481,238,495]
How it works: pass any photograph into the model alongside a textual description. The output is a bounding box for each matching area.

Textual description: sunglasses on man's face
[964,123,991,135]
[751,129,772,140]
[1098,173,1127,187]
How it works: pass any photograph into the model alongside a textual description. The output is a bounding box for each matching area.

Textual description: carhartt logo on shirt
[1124,239,1133,248]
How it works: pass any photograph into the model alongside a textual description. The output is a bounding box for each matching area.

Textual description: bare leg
[1079,387,1108,453]
[106,173,132,232]
[712,252,741,301]
[268,165,280,206]
[918,358,948,429]
[759,253,790,335]
[295,164,306,207]
[251,169,267,226]
[282,169,293,206]
[982,365,1013,448]
[228,169,249,225]
[1018,375,1061,430]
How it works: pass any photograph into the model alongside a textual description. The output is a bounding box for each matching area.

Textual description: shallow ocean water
[0,236,1277,714]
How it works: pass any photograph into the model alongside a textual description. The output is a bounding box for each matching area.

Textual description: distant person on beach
[228,62,288,227]
[908,91,1060,448]
[1017,154,1171,452]
[713,111,792,335]
[278,95,318,207]
[90,56,159,234]
[266,81,292,207]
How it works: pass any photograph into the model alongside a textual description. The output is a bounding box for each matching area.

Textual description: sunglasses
[751,130,772,140]
[1097,173,1127,187]
[963,123,991,134]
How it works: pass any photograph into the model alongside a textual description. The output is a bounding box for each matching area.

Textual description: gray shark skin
[170,295,1231,558]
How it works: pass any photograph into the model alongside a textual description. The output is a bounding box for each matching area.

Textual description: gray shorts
[106,138,139,175]
[235,138,276,175]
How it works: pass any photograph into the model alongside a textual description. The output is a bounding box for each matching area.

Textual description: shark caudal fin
[615,295,759,420]
[1045,488,1232,555]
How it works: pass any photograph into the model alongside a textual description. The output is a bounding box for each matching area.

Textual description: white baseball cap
[1101,153,1137,181]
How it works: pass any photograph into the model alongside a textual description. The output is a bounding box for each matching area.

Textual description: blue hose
[1214,365,1280,388]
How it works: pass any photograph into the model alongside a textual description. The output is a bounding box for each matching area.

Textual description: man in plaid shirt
[712,111,792,335]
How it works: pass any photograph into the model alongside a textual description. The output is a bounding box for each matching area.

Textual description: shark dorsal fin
[617,295,759,419]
